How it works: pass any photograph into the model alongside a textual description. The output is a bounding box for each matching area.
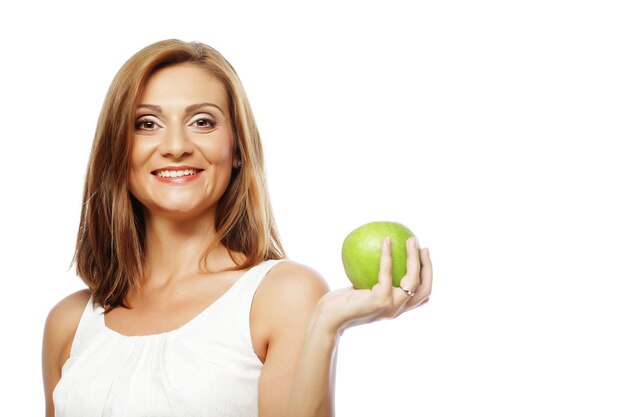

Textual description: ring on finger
[399,286,416,297]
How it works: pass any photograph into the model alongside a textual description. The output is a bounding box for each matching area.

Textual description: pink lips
[152,165,204,185]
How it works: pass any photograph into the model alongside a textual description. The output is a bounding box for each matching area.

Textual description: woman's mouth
[154,169,201,178]
[151,168,204,184]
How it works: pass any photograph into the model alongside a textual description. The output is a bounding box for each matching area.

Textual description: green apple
[341,221,419,289]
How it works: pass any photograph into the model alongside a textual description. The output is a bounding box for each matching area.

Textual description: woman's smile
[152,167,205,184]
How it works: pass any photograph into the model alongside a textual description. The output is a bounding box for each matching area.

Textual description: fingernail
[385,237,391,247]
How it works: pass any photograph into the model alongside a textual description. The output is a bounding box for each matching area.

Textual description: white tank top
[53,259,284,417]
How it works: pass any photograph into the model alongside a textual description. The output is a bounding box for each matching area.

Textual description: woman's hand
[315,237,432,336]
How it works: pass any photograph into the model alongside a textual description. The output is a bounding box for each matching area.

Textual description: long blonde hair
[71,39,285,312]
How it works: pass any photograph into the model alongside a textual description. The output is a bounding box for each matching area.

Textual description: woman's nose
[159,123,193,158]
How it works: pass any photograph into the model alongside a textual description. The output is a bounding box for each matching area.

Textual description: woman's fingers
[319,242,432,333]
[376,237,393,298]
[395,237,421,311]
[419,248,432,295]
[377,238,432,318]
[406,248,432,310]
[401,237,421,288]
[371,237,397,318]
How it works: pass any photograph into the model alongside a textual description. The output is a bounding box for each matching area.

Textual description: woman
[41,39,432,417]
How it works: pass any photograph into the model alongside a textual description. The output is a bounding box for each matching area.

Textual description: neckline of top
[98,259,275,339]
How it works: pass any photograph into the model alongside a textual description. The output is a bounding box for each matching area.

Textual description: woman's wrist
[309,304,345,340]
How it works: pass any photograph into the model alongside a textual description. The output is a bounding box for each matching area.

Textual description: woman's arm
[283,308,340,417]
[259,241,432,417]
[256,261,332,417]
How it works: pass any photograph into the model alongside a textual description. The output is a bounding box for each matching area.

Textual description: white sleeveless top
[53,259,284,417]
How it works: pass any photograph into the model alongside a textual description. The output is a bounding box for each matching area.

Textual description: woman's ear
[231,137,242,169]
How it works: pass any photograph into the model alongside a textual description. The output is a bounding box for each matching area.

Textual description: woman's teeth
[155,169,198,178]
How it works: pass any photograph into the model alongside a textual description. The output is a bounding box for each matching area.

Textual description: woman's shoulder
[256,260,330,321]
[42,288,93,405]
[46,288,92,326]
[264,259,330,294]
[43,289,92,365]
[251,260,331,363]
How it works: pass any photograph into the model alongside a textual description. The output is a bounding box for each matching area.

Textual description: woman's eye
[135,117,159,131]
[191,117,216,128]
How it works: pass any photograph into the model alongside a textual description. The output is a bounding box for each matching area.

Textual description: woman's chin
[147,204,213,220]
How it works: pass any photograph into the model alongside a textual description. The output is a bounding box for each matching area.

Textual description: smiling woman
[129,65,239,232]
[41,39,433,417]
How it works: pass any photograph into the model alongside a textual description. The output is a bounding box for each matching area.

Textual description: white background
[1,0,625,415]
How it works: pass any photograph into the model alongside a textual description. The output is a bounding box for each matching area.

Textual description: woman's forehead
[139,64,229,115]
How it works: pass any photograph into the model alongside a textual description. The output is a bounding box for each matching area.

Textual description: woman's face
[128,63,237,220]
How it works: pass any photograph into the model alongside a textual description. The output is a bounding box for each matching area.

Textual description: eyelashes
[191,118,216,128]
[134,117,158,131]
[134,114,217,132]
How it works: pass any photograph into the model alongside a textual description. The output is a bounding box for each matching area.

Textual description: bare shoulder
[45,288,92,336]
[43,288,92,363]
[263,260,330,300]
[256,260,330,327]
[42,288,92,414]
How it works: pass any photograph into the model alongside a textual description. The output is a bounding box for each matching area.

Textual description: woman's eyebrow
[136,102,225,115]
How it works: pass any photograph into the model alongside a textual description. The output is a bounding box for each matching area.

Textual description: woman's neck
[140,209,233,289]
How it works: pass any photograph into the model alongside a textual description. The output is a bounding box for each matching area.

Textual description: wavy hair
[71,39,285,312]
